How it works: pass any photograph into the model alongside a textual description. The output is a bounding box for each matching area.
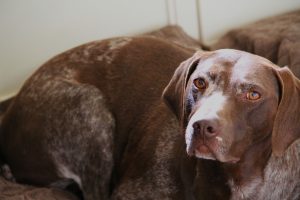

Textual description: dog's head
[163,49,300,163]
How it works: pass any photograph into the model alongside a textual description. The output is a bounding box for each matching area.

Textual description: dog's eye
[246,91,261,100]
[193,78,207,91]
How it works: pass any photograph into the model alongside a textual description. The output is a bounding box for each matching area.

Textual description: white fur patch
[216,49,240,60]
[230,56,253,83]
[195,150,216,160]
[56,164,82,188]
[96,37,132,64]
[216,136,223,142]
[185,92,227,152]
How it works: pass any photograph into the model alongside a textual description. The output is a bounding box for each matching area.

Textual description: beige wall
[1,0,300,100]
[0,0,168,100]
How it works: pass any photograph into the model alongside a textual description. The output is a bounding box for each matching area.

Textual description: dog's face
[163,49,300,163]
[184,50,279,163]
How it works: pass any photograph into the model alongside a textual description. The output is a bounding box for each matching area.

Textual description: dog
[1,36,226,200]
[1,36,299,199]
[163,49,300,199]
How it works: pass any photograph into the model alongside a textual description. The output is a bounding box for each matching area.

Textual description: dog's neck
[222,138,300,200]
[222,134,272,199]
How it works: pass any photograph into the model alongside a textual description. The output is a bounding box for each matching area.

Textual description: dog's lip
[187,143,215,157]
[197,145,211,154]
[191,143,241,164]
[206,145,241,164]
[217,155,240,164]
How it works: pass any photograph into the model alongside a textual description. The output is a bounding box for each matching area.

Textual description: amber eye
[246,91,261,100]
[193,78,207,90]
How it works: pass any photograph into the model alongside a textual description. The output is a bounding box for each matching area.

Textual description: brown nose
[192,119,219,138]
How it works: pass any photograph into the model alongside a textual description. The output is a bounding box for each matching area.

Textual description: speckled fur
[0,36,202,199]
[111,104,182,200]
[232,139,300,200]
[2,67,115,199]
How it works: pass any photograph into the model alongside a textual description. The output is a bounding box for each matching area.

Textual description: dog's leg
[46,81,115,200]
[0,164,16,182]
[1,79,114,200]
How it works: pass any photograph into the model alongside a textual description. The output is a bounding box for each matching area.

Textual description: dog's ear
[272,66,300,156]
[162,51,204,129]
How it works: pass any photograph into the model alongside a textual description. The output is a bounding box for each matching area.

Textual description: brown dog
[163,49,300,199]
[1,36,224,200]
[1,36,299,199]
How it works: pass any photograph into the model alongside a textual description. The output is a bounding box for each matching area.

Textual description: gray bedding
[212,10,300,78]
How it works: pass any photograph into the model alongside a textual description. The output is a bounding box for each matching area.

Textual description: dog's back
[0,36,195,199]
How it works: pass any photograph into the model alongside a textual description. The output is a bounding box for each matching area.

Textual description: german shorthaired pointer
[0,37,299,200]
[0,37,203,200]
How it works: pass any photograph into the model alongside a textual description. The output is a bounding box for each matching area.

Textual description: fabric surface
[212,10,300,78]
[0,176,78,200]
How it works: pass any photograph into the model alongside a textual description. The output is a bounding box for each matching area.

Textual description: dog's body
[0,37,229,199]
[230,140,300,200]
[0,36,299,200]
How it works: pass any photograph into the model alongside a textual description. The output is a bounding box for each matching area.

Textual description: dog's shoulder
[262,139,300,199]
[231,139,300,199]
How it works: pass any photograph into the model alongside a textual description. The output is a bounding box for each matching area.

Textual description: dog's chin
[192,145,240,164]
[215,153,240,164]
[195,150,217,161]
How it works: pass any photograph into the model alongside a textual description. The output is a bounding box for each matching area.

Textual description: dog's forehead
[231,55,261,83]
[230,55,279,90]
[194,50,274,86]
[196,51,239,74]
[193,49,242,78]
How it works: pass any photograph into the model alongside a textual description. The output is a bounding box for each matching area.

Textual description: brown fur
[5,37,297,200]
[163,49,300,199]
[0,37,231,199]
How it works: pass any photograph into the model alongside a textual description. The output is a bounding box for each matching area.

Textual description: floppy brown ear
[272,66,300,156]
[162,51,204,129]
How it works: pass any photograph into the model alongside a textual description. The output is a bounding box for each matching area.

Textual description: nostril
[193,122,201,130]
[205,124,218,138]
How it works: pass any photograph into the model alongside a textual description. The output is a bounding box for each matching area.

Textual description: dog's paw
[0,164,16,182]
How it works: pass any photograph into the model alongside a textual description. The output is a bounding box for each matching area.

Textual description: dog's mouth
[187,141,216,159]
[193,144,216,161]
[187,142,240,164]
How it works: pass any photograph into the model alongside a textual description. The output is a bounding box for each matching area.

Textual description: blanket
[212,10,300,78]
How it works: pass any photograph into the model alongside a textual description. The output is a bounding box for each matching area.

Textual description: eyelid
[241,83,263,91]
[235,84,264,101]
[236,83,262,94]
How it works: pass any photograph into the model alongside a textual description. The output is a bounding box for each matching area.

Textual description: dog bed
[212,10,300,78]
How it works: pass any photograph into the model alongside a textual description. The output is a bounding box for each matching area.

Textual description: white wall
[171,0,199,39]
[198,0,300,44]
[0,0,169,100]
[1,0,300,100]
